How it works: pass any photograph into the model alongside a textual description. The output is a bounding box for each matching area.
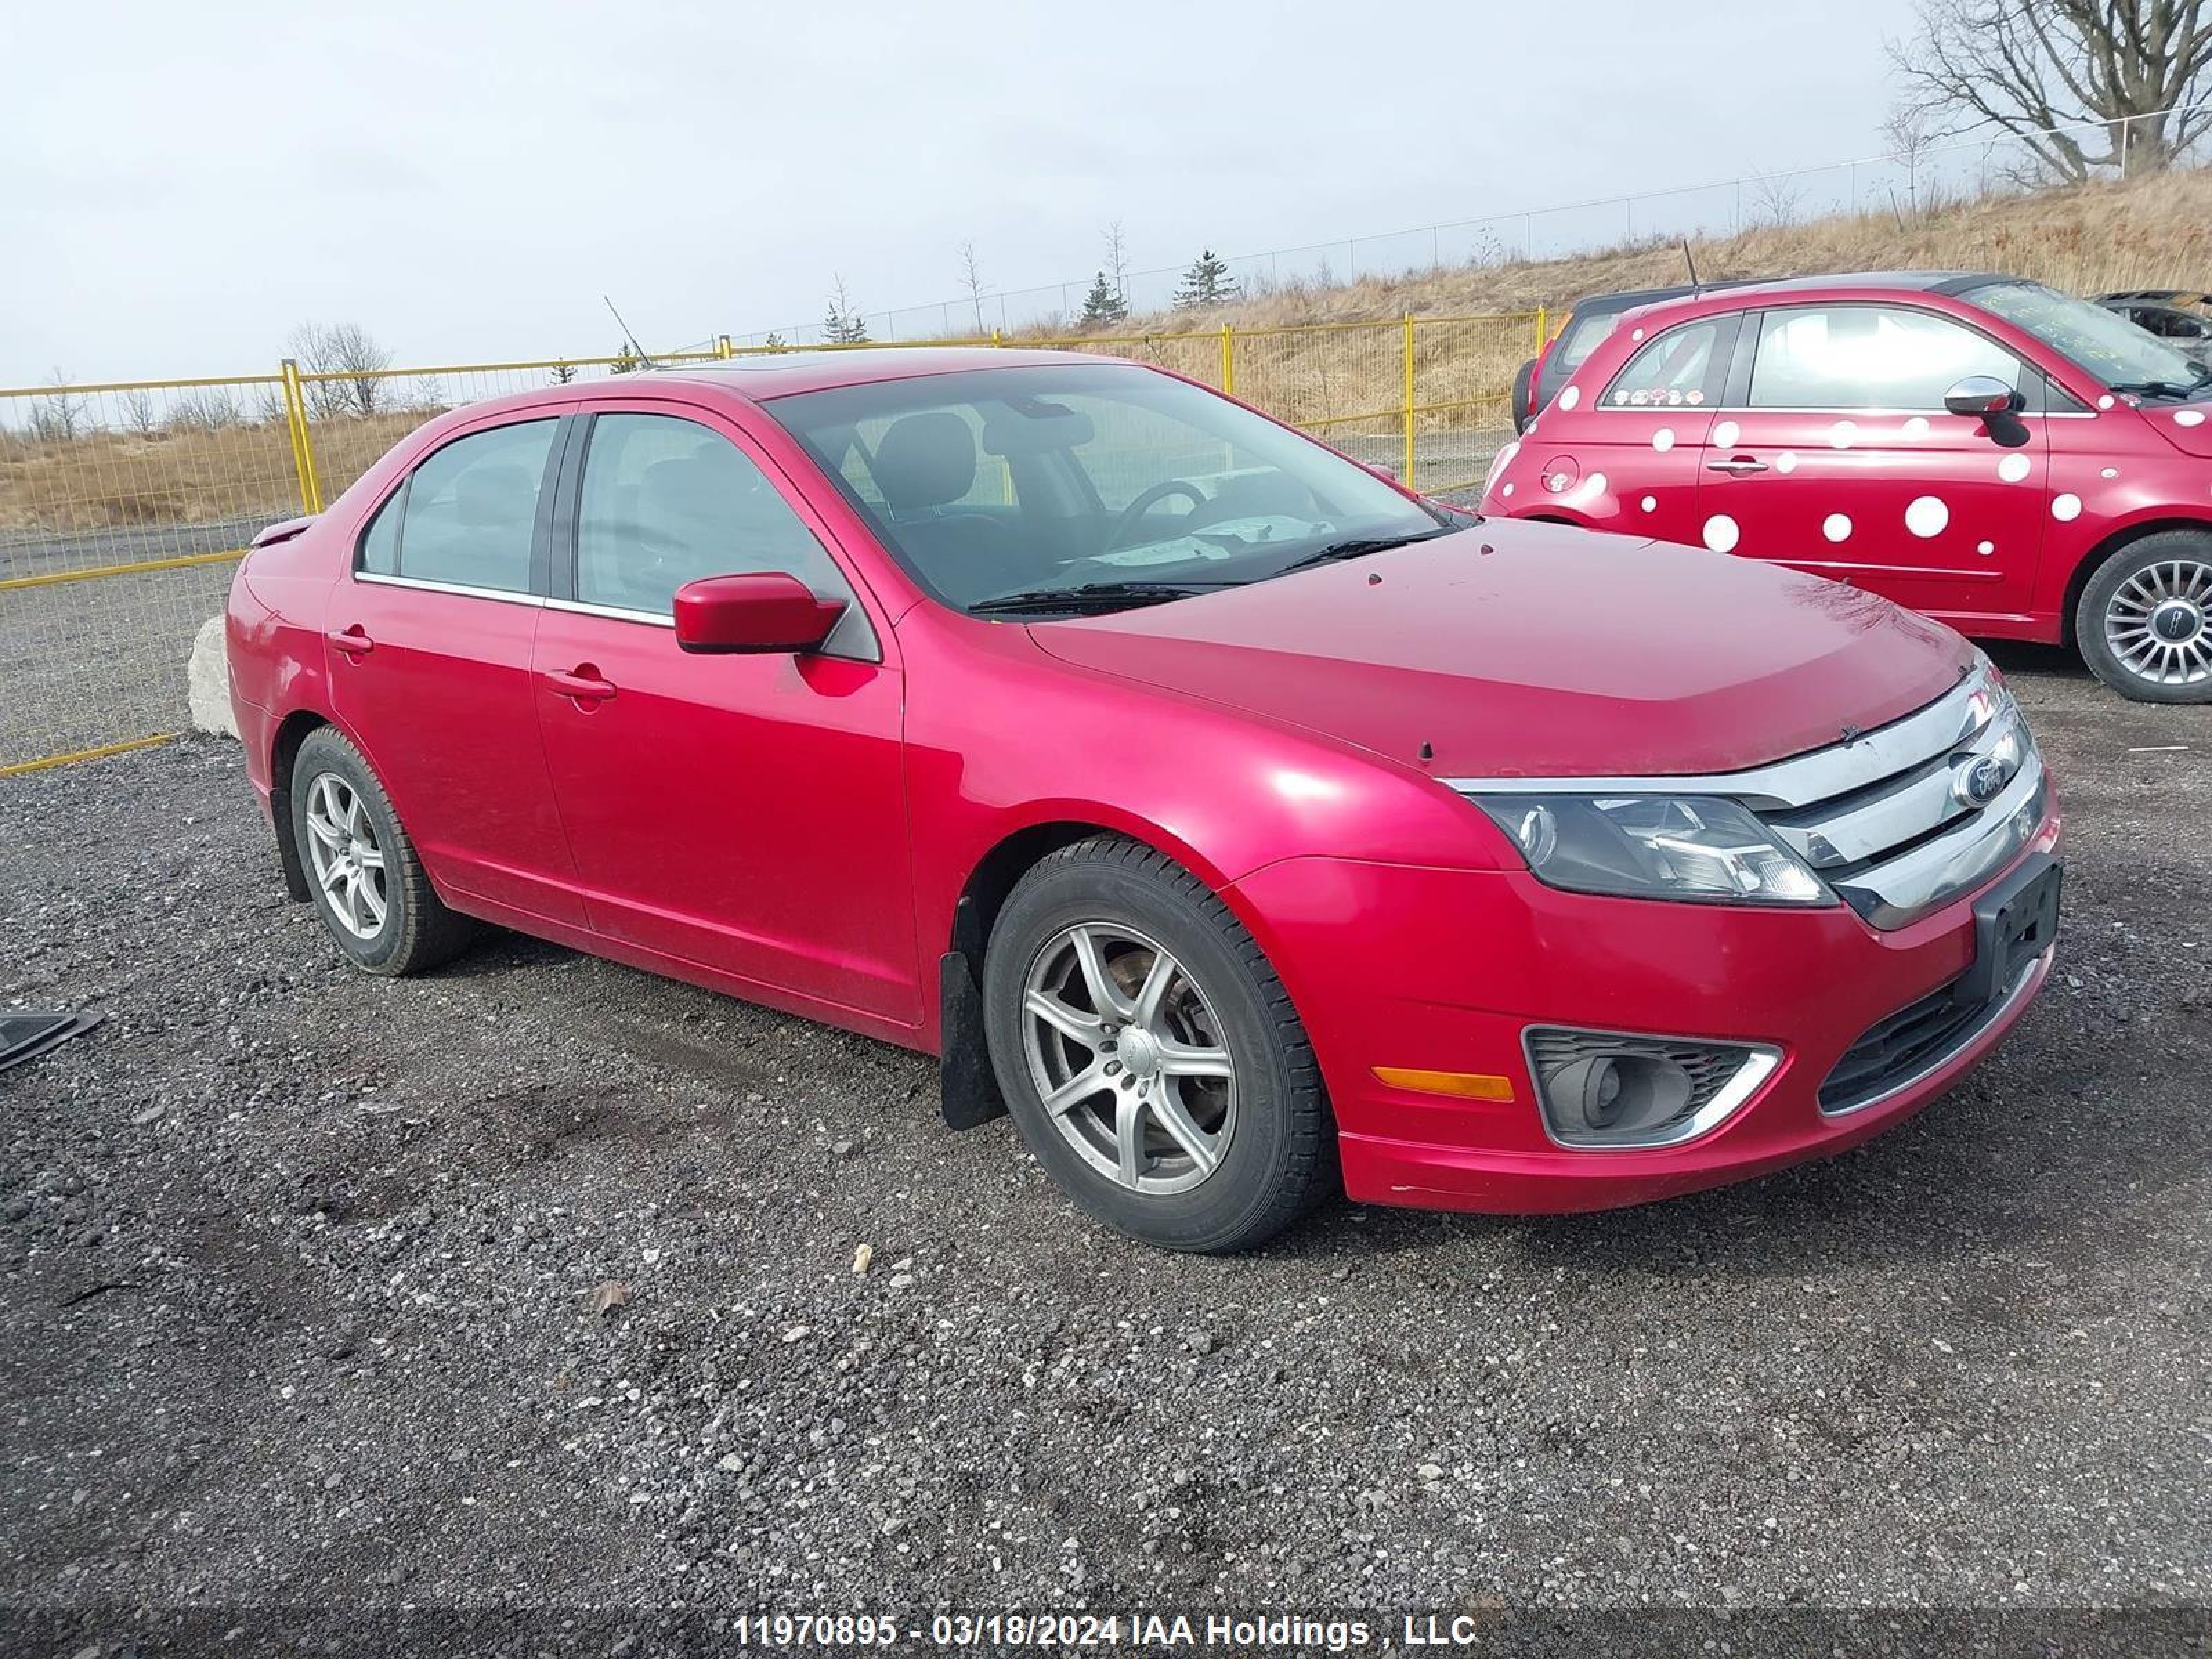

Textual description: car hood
[1029,521,1975,778]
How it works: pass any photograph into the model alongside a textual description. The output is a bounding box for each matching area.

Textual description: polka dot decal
[1703,515,1741,553]
[1640,495,1657,512]
[1977,541,1995,556]
[1501,482,1515,498]
[2177,409,2206,427]
[1830,420,1857,449]
[1580,471,1609,498]
[1774,451,1799,474]
[2097,395,2115,411]
[2101,467,2119,479]
[2053,493,2083,521]
[1997,454,2032,483]
[1903,416,1930,438]
[1905,496,1949,538]
[1823,514,1852,543]
[1713,420,1741,449]
[1631,328,1646,342]
[1559,386,1581,411]
[1652,427,1676,453]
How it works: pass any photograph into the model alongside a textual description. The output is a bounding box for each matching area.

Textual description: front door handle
[327,625,374,657]
[544,666,617,704]
[1705,457,1770,475]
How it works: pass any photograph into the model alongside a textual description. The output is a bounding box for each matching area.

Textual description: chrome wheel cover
[2106,559,2212,686]
[1019,923,1237,1195]
[304,772,389,940]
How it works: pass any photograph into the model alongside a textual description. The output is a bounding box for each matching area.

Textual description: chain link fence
[0,321,1537,776]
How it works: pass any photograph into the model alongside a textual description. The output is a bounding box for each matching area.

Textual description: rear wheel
[290,728,478,975]
[982,836,1334,1253]
[1510,358,1537,434]
[2076,531,2212,703]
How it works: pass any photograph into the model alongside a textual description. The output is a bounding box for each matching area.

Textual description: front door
[1698,302,2051,629]
[324,413,586,926]
[530,405,920,1029]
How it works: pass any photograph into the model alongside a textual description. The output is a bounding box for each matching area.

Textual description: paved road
[2,657,2208,1637]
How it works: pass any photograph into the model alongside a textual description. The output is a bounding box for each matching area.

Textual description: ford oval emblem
[1953,753,2012,808]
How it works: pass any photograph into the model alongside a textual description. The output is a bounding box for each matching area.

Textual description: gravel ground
[3,648,2210,1635]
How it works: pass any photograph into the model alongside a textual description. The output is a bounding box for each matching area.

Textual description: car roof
[641,346,1126,400]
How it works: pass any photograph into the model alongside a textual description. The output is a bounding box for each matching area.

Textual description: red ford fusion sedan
[227,348,2061,1252]
[1482,272,2212,703]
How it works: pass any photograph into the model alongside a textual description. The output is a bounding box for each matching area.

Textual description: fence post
[992,328,1004,347]
[715,334,733,359]
[1400,315,1416,487]
[1534,306,1547,353]
[1221,324,1235,396]
[280,359,324,515]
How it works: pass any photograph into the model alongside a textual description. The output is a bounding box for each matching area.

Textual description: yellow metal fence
[0,313,1544,776]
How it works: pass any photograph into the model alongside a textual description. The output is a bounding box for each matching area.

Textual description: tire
[2074,529,2212,704]
[982,836,1335,1253]
[288,727,478,975]
[1510,358,1537,435]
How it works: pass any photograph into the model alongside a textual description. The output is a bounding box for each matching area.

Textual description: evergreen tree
[550,361,577,385]
[764,332,787,350]
[1173,250,1239,308]
[610,341,640,375]
[1080,270,1128,327]
[823,276,871,344]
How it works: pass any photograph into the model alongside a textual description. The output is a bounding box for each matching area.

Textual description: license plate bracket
[1957,854,2061,1010]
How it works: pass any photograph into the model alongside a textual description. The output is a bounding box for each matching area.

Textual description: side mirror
[1365,462,1399,482]
[673,572,845,655]
[1944,375,2022,420]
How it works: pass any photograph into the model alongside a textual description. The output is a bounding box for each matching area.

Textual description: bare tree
[956,240,988,335]
[1744,169,1808,228]
[28,370,86,442]
[1881,97,1943,216]
[122,388,160,437]
[288,321,394,418]
[1889,0,2212,180]
[1103,221,1132,310]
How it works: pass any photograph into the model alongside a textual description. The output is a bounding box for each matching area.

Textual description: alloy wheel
[304,772,388,939]
[2105,558,2212,686]
[1019,922,1237,1195]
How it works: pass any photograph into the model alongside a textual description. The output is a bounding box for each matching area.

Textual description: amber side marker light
[1372,1067,1517,1103]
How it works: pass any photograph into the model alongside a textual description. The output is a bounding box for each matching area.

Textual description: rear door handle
[544,666,617,704]
[1705,457,1770,475]
[327,626,374,656]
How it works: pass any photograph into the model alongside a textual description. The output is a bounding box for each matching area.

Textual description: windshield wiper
[1275,525,1455,576]
[2108,376,2207,400]
[967,579,1237,617]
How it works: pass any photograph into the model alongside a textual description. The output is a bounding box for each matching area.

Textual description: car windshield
[762,363,1447,615]
[1967,280,2211,398]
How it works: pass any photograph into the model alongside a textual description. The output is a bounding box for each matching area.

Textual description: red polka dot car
[1481,273,2212,702]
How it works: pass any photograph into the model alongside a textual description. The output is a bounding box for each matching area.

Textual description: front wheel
[2076,531,2212,703]
[982,837,1335,1253]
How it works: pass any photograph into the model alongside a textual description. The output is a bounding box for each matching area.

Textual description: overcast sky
[3,0,1922,383]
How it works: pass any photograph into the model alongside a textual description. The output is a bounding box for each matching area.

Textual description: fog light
[1524,1027,1780,1150]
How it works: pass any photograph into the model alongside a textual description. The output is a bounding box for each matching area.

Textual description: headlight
[1469,793,1835,906]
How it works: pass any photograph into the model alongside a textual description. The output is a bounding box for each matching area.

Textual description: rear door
[1533,312,1737,545]
[529,400,919,1028]
[1694,301,2051,627]
[324,411,587,925]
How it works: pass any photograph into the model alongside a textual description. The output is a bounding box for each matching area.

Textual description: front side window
[573,413,872,655]
[1747,306,2019,410]
[1603,319,1727,409]
[384,419,558,593]
[764,363,1442,613]
[1970,281,2208,397]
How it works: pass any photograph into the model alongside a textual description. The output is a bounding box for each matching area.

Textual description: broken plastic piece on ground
[0,1009,105,1076]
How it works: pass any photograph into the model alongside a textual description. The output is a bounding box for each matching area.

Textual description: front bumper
[1227,806,2062,1215]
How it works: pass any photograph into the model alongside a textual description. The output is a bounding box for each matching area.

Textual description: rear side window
[1603,319,1728,409]
[1747,306,2019,410]
[388,420,558,593]
[358,491,400,575]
